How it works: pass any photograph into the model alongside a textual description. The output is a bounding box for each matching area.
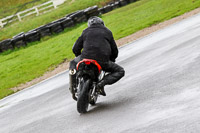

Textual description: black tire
[77,79,90,113]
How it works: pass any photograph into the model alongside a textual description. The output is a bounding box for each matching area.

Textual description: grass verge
[0,0,200,99]
[0,0,111,41]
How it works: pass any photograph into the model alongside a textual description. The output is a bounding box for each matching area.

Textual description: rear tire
[77,79,90,113]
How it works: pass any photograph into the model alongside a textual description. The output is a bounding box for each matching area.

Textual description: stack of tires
[47,21,64,34]
[0,39,13,53]
[25,30,40,43]
[35,25,52,37]
[129,0,137,3]
[67,10,87,24]
[59,17,74,29]
[0,0,139,54]
[12,33,27,48]
[84,5,100,19]
[110,1,120,9]
[98,0,137,14]
[119,0,128,6]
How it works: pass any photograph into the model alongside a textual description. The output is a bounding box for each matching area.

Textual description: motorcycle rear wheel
[77,79,90,113]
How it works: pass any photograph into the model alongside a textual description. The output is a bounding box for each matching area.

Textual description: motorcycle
[69,59,105,113]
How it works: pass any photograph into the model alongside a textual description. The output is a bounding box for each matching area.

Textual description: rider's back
[73,24,118,62]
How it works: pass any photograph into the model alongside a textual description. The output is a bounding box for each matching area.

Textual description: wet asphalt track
[1,13,200,133]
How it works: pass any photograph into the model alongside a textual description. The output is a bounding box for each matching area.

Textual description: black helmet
[88,16,104,27]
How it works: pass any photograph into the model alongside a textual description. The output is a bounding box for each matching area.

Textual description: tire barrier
[35,25,52,37]
[125,0,131,4]
[111,2,120,9]
[12,32,27,48]
[98,5,113,14]
[129,0,137,3]
[119,0,128,7]
[59,17,75,29]
[103,5,113,13]
[84,5,100,19]
[25,30,40,43]
[47,21,64,34]
[0,39,13,53]
[98,7,105,14]
[0,0,139,54]
[67,10,87,24]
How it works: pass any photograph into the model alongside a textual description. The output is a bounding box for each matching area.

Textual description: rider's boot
[96,80,106,96]
[69,69,77,100]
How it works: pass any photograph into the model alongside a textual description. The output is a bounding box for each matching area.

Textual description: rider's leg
[96,61,125,96]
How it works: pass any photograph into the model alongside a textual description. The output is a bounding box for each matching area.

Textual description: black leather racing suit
[70,24,125,85]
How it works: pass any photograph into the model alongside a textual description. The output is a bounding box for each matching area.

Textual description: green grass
[103,0,200,39]
[0,0,49,18]
[0,0,111,40]
[0,0,200,99]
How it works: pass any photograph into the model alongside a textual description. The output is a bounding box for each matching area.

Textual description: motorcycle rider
[69,16,125,97]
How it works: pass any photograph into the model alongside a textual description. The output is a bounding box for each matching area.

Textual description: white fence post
[17,13,22,21]
[52,1,57,9]
[35,7,39,16]
[0,20,3,28]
